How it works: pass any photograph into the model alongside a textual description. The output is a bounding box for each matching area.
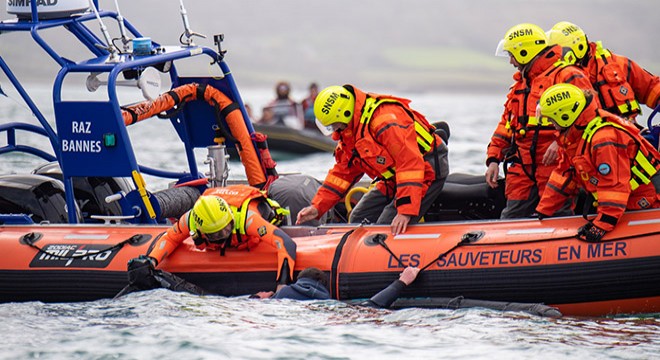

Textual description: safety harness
[579,116,660,200]
[354,96,438,182]
[592,41,641,118]
[190,192,289,255]
[503,58,569,183]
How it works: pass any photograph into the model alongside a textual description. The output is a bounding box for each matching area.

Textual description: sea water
[0,85,659,359]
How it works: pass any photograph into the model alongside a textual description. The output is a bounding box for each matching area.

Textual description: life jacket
[591,41,641,118]
[575,113,660,197]
[505,59,570,135]
[352,94,437,182]
[197,185,289,251]
[499,48,574,177]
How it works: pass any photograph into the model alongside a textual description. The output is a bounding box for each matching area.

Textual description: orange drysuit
[486,45,596,217]
[311,85,445,219]
[148,185,296,283]
[582,41,660,119]
[537,102,660,231]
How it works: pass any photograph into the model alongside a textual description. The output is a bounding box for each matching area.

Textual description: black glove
[576,222,607,243]
[127,255,160,290]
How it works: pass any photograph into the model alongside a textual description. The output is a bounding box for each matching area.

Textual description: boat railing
[0,122,56,161]
[0,1,256,225]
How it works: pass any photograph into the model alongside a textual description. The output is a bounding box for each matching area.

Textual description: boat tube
[2,207,660,316]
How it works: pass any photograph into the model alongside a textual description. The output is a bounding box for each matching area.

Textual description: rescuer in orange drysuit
[546,21,660,122]
[535,83,660,242]
[131,184,296,289]
[296,84,449,235]
[485,23,598,219]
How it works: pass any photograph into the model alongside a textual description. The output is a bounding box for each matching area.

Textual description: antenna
[87,0,120,62]
[113,0,132,52]
[178,0,206,46]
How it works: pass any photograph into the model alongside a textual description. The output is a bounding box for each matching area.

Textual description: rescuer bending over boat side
[296,85,448,235]
[536,83,660,242]
[127,184,297,291]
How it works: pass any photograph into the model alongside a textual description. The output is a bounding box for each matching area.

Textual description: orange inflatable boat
[2,208,660,317]
[1,3,658,318]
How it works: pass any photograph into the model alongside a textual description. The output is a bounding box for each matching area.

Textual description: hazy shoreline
[0,0,657,93]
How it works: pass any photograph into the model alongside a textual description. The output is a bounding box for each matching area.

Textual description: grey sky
[0,0,658,93]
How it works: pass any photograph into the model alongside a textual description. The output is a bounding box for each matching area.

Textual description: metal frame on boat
[0,0,257,225]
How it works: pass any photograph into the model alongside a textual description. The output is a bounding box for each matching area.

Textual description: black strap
[166,90,181,105]
[374,233,404,267]
[330,229,355,299]
[120,106,138,125]
[219,102,240,119]
[196,83,208,101]
[211,102,238,143]
[419,238,468,271]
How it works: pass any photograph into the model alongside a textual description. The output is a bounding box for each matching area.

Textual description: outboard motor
[0,174,80,224]
[33,162,133,223]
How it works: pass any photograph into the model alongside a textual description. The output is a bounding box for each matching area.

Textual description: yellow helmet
[495,23,547,65]
[313,85,355,127]
[190,195,233,234]
[538,83,586,128]
[546,21,588,60]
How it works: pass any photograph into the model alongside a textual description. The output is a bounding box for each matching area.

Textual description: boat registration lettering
[557,241,627,262]
[61,139,102,153]
[72,121,92,134]
[61,120,102,153]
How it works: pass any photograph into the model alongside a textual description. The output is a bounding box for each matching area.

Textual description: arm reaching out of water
[362,266,420,308]
[398,266,420,285]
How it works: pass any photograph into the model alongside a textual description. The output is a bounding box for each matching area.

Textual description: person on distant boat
[535,83,660,242]
[296,85,449,235]
[128,184,297,290]
[485,23,597,219]
[301,82,320,130]
[546,21,660,125]
[260,81,304,129]
[252,266,421,309]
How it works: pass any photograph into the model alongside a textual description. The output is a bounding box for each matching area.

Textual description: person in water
[535,83,660,242]
[127,184,297,291]
[296,84,448,235]
[252,266,421,309]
